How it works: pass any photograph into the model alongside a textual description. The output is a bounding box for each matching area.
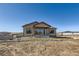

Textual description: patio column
[32,28,35,36]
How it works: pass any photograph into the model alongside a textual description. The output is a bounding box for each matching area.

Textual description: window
[26,28,32,34]
[50,30,54,34]
[35,29,44,35]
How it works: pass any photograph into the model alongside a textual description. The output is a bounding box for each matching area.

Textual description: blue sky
[0,3,79,32]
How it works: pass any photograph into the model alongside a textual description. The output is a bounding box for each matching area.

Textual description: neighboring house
[59,31,79,36]
[22,21,57,37]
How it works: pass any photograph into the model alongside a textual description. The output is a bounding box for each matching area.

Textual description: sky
[0,3,79,32]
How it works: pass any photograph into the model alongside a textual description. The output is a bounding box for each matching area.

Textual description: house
[22,21,57,37]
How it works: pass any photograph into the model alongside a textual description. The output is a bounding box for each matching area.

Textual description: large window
[26,28,32,34]
[50,30,54,34]
[35,29,44,35]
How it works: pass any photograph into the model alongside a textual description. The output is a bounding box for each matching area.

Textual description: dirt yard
[0,38,79,56]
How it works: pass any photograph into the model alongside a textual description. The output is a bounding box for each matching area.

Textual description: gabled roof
[22,21,56,28]
[22,21,38,27]
[33,22,52,27]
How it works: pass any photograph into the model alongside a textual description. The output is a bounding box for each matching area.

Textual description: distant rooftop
[62,31,79,33]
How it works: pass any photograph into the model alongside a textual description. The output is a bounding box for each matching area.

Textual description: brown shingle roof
[22,21,38,27]
[33,22,52,27]
[22,21,56,29]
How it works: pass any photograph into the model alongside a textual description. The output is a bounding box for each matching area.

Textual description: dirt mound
[0,32,12,40]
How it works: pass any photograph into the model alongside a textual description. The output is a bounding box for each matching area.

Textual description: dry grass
[0,37,79,56]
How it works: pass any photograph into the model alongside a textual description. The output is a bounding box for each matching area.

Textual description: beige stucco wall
[23,26,34,36]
